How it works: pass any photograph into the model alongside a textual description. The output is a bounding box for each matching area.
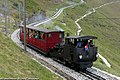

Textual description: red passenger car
[19,26,64,54]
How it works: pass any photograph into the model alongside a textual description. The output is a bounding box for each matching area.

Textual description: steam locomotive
[19,26,98,70]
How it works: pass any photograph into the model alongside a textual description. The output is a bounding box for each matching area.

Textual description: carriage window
[59,34,62,38]
[26,28,29,35]
[34,31,39,39]
[43,34,45,40]
[33,30,35,37]
[29,29,34,38]
[39,32,41,39]
[34,31,37,38]
[21,27,24,33]
[47,33,51,38]
[20,28,22,33]
[41,32,45,40]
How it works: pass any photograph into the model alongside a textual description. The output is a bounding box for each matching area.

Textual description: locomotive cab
[64,36,98,70]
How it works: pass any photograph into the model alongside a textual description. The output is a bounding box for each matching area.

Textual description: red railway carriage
[20,26,64,53]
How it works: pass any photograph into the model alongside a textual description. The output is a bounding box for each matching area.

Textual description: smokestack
[66,33,70,37]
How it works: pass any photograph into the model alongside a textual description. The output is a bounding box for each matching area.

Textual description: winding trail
[28,0,84,27]
[75,0,120,68]
[75,8,95,35]
[76,0,120,36]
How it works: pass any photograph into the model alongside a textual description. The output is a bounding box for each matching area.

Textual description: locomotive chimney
[66,33,70,37]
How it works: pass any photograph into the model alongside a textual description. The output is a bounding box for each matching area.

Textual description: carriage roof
[20,25,63,33]
[66,36,97,40]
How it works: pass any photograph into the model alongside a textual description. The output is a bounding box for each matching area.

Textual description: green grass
[0,32,62,80]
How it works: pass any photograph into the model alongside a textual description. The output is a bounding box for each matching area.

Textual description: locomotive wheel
[80,68,87,72]
[73,64,87,71]
[48,49,54,57]
[46,52,50,57]
[74,64,80,71]
[65,61,71,67]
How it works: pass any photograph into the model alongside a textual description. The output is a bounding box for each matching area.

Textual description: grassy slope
[25,0,66,17]
[52,0,120,76]
[0,32,62,80]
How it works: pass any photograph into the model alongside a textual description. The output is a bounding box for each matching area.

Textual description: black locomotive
[49,35,98,70]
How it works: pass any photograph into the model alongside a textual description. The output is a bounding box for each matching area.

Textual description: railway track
[79,71,106,80]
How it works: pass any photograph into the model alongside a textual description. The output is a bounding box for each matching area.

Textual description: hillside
[0,32,62,79]
[52,0,120,76]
